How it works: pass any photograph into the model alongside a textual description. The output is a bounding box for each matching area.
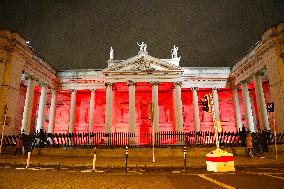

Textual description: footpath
[0,145,283,169]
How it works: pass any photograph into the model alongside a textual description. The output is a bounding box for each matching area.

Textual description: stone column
[68,89,77,133]
[128,81,136,134]
[212,88,221,122]
[105,82,113,133]
[241,81,255,132]
[174,82,183,132]
[21,77,36,134]
[128,81,136,144]
[151,81,159,133]
[192,87,200,132]
[47,89,57,134]
[36,83,48,133]
[88,89,95,133]
[232,88,242,131]
[0,46,25,135]
[253,74,270,130]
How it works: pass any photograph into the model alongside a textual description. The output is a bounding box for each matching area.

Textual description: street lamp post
[208,93,220,148]
[149,102,155,163]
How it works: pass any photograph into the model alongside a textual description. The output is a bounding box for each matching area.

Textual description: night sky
[0,0,284,70]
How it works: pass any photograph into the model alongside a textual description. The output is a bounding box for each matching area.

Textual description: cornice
[4,34,60,88]
[230,35,282,86]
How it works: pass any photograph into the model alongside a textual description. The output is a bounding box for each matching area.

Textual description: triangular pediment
[103,54,183,74]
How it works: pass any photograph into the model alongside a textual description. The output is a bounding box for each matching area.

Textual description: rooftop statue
[171,45,179,59]
[137,42,147,52]
[109,47,114,60]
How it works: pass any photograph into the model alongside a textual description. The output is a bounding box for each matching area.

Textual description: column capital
[24,74,35,81]
[105,82,113,87]
[70,89,77,93]
[49,89,57,93]
[127,80,136,86]
[191,87,199,91]
[38,82,48,87]
[232,86,239,90]
[212,87,219,91]
[255,69,266,77]
[173,81,182,87]
[232,83,241,90]
[241,78,251,84]
[89,89,96,92]
[150,81,159,86]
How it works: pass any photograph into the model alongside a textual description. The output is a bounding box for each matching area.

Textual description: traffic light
[202,95,209,112]
[207,94,212,113]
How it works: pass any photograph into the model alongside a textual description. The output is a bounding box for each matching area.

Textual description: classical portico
[103,53,184,138]
[230,23,284,132]
[0,30,58,135]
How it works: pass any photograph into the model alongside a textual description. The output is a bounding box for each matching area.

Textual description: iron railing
[1,131,284,148]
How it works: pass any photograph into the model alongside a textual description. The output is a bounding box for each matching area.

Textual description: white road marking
[198,174,236,189]
[242,171,284,180]
[258,168,277,170]
[211,172,236,175]
[127,170,143,174]
[262,173,284,180]
[15,168,26,170]
[81,170,92,173]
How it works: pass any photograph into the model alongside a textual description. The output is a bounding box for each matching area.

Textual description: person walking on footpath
[262,128,269,153]
[246,131,254,157]
[254,131,263,157]
[14,134,23,156]
[21,129,26,154]
[240,125,246,147]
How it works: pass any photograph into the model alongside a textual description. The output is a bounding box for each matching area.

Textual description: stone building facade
[0,23,283,139]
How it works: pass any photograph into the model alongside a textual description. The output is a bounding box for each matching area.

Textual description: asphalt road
[0,164,283,189]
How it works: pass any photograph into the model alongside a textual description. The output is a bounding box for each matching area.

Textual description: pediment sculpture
[128,57,155,71]
[137,42,147,52]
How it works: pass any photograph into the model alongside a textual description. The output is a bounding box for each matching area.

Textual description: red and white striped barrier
[206,148,235,172]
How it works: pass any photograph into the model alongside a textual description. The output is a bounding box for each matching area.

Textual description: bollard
[125,146,128,172]
[183,146,186,172]
[26,152,31,168]
[93,148,97,170]
[22,146,25,155]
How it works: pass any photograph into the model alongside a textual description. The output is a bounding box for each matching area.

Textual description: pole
[273,117,278,160]
[151,103,155,163]
[93,147,97,170]
[26,151,31,168]
[0,105,8,155]
[209,94,219,149]
[152,120,155,163]
[89,132,91,145]
[125,146,128,172]
[183,146,187,172]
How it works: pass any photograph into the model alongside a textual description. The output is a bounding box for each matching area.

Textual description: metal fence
[1,131,284,148]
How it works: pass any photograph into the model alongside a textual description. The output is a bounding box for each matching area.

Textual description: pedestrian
[39,129,47,148]
[21,131,26,155]
[254,132,263,157]
[14,134,23,156]
[262,128,269,153]
[240,125,246,147]
[246,132,254,157]
[25,133,34,153]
